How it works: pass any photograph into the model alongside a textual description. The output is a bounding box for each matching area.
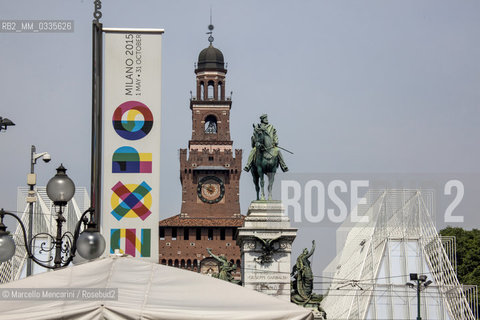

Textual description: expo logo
[281,179,465,224]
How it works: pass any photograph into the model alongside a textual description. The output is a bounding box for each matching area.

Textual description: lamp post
[26,145,51,276]
[0,116,15,132]
[406,273,433,320]
[0,165,105,269]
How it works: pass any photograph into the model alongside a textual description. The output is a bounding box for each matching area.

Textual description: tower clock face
[197,176,225,204]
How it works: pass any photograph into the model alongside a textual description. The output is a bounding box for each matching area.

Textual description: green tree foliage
[439,227,480,286]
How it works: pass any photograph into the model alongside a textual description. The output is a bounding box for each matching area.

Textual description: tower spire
[207,7,214,45]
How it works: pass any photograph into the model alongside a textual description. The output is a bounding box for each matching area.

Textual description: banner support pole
[91,19,103,230]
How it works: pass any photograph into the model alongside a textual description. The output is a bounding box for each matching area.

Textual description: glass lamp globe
[72,251,88,265]
[46,164,76,205]
[76,229,106,260]
[0,232,15,263]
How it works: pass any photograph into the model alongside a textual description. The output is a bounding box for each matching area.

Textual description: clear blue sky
[1,0,479,286]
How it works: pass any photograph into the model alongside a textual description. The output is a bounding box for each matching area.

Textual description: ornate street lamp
[0,165,105,269]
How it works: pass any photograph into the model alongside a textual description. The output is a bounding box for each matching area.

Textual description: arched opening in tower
[207,80,214,99]
[204,115,217,134]
[200,81,205,100]
[217,81,223,100]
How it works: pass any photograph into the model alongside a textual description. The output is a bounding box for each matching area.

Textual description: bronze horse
[251,124,280,200]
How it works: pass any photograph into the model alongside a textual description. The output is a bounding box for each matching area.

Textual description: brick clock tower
[159,30,243,277]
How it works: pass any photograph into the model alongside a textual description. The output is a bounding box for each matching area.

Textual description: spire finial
[93,0,102,23]
[207,7,214,44]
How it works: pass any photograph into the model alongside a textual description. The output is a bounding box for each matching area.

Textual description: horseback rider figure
[244,114,288,173]
[244,114,289,200]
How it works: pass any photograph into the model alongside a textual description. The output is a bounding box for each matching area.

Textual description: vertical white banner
[102,29,163,262]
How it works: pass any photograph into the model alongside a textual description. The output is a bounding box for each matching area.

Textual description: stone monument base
[237,201,297,302]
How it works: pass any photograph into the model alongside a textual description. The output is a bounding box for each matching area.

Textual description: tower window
[207,80,214,99]
[196,228,201,240]
[209,156,214,161]
[204,115,217,134]
[159,228,165,240]
[200,81,205,100]
[232,228,237,240]
[184,228,189,240]
[171,228,177,240]
[208,228,213,240]
[218,82,223,100]
[220,228,225,240]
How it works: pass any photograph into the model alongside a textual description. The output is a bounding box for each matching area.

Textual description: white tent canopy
[0,256,313,320]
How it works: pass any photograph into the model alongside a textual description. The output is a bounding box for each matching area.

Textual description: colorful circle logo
[112,101,153,140]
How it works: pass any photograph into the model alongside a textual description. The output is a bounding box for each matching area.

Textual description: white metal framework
[0,187,89,283]
[321,189,477,320]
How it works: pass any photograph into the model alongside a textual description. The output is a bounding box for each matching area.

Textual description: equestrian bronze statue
[244,114,290,200]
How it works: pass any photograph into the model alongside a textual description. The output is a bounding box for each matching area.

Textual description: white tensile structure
[0,187,89,283]
[321,189,478,320]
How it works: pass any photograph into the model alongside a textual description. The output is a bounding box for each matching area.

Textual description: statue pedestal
[237,201,297,302]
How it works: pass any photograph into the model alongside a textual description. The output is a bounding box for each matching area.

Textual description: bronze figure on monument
[291,240,326,318]
[244,114,290,200]
[207,248,241,284]
[253,236,282,264]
